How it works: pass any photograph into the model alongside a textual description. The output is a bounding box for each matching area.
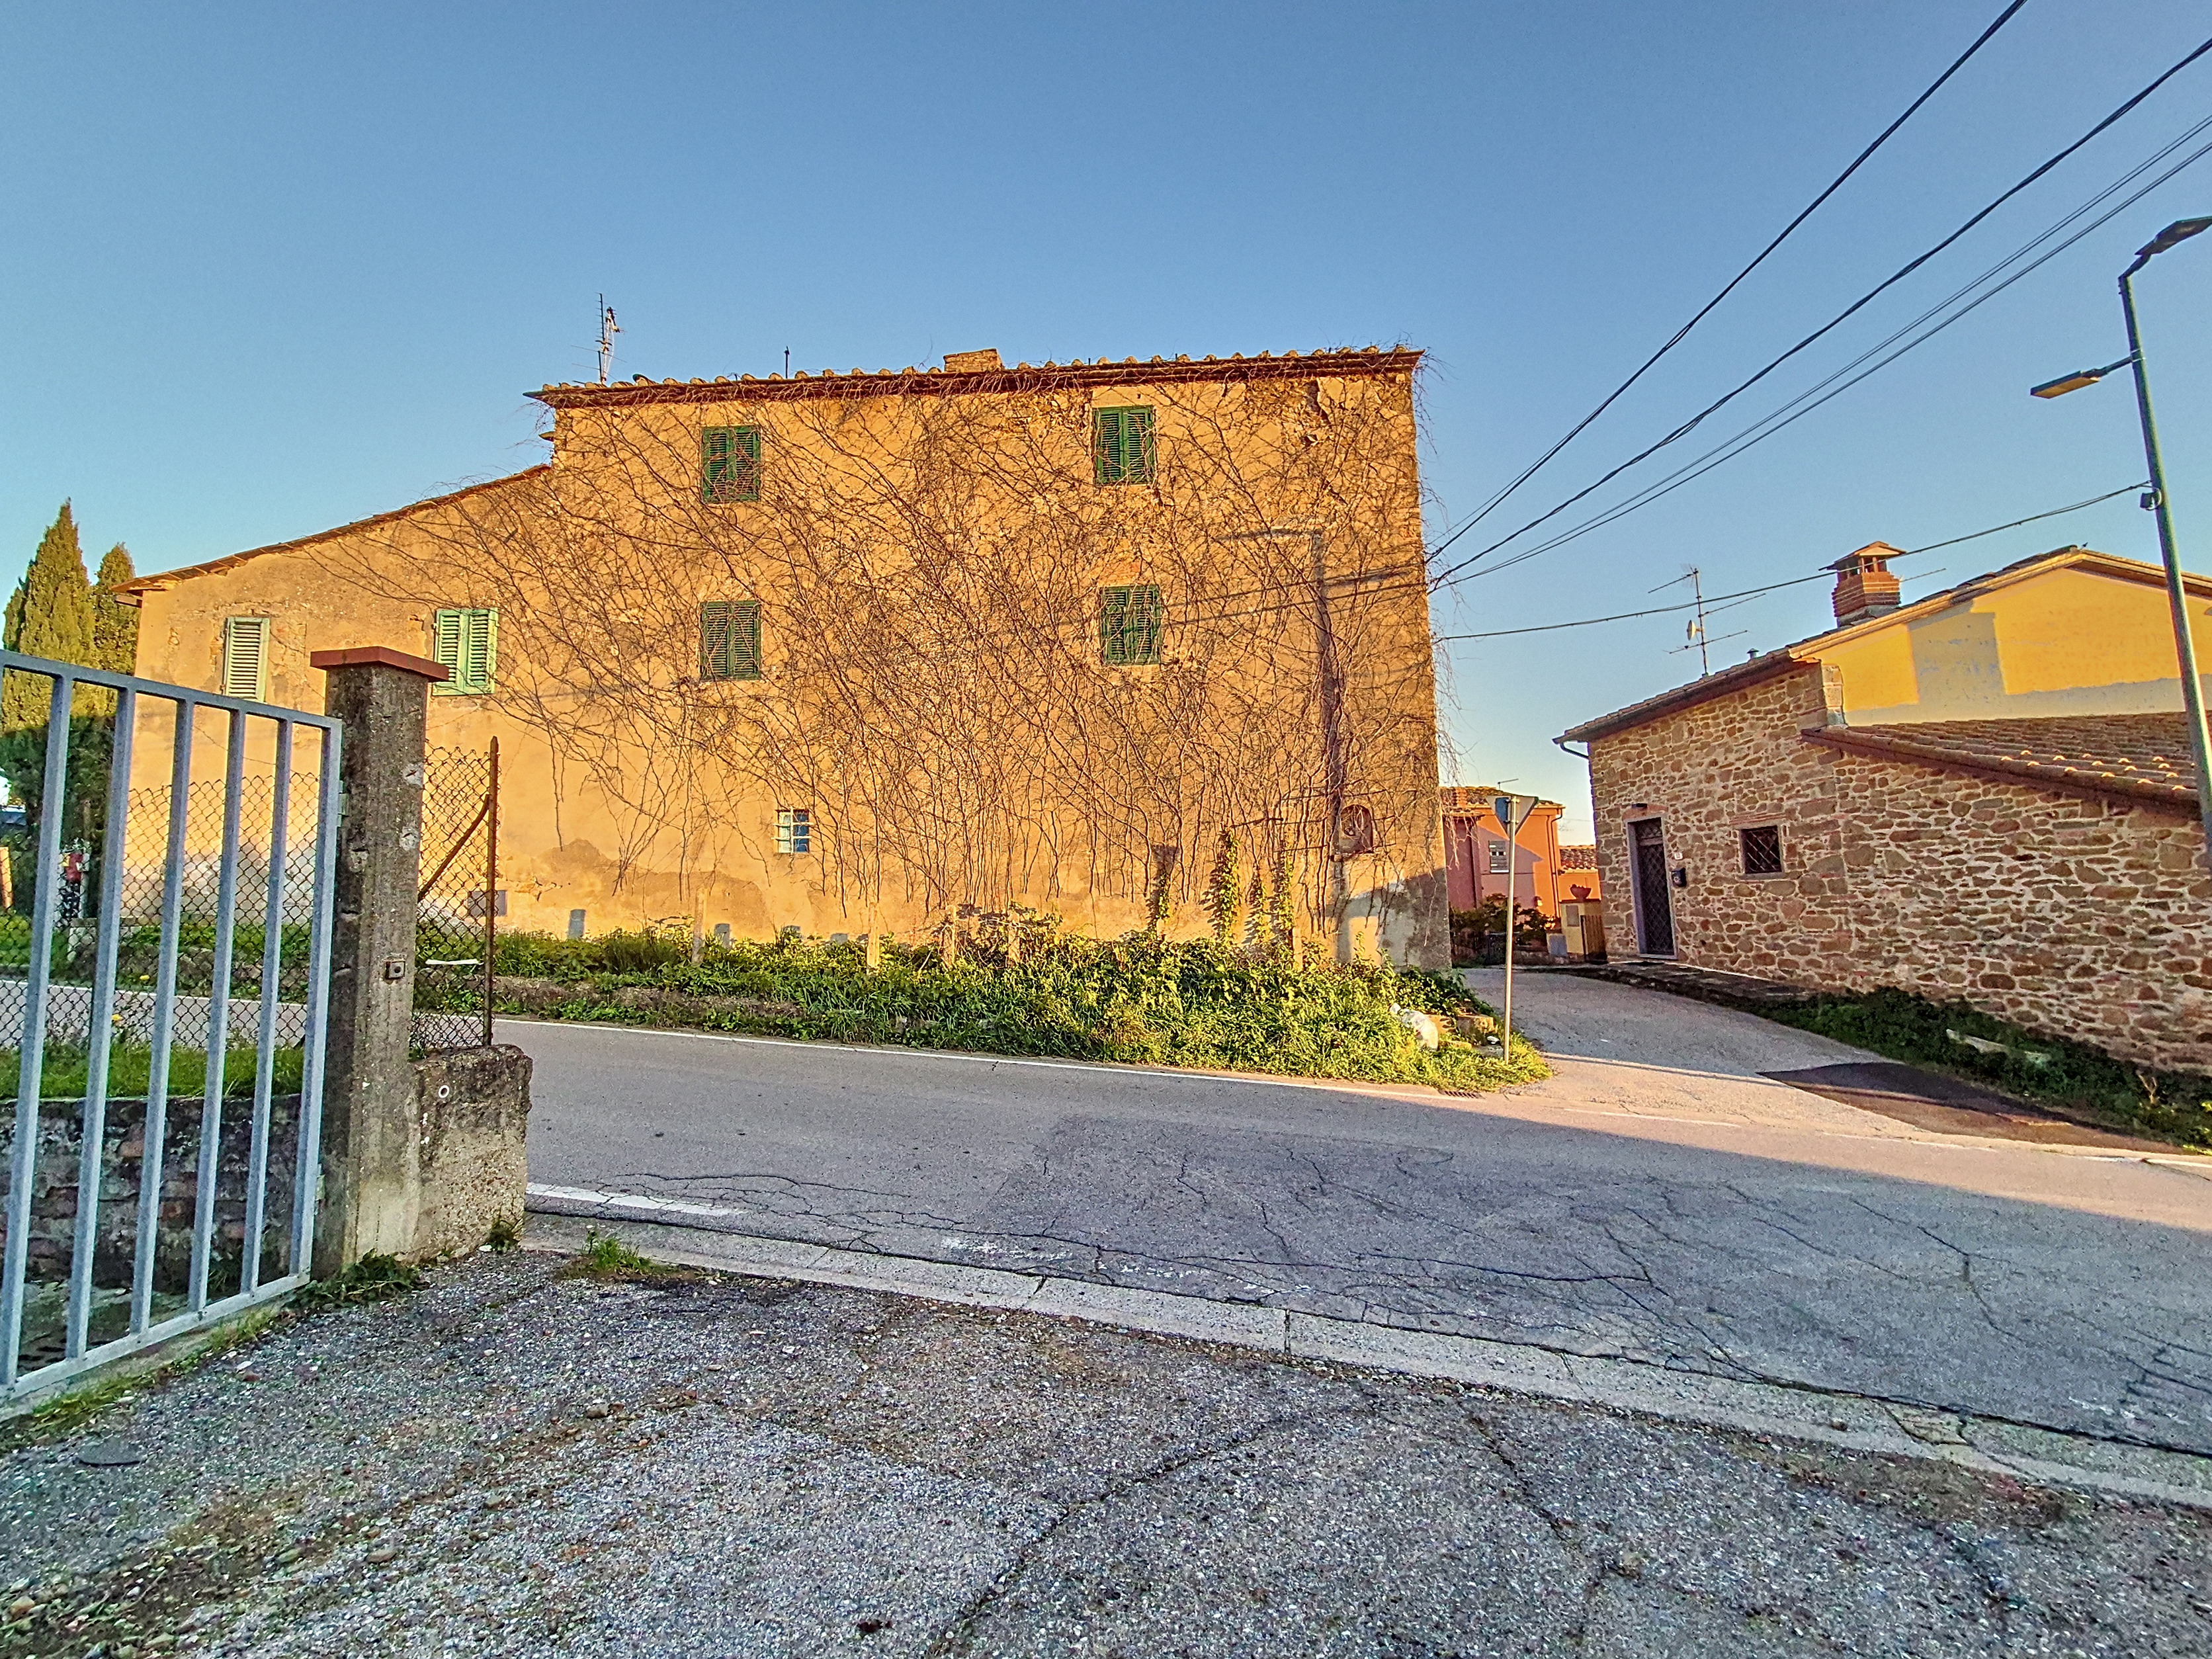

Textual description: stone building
[120,345,1450,965]
[1559,543,2210,1070]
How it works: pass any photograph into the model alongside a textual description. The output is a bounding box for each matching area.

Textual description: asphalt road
[509,972,2212,1454]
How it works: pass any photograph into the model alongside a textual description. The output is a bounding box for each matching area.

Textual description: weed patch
[562,1230,699,1284]
[291,1252,422,1313]
[473,921,1549,1092]
[1765,986,2212,1148]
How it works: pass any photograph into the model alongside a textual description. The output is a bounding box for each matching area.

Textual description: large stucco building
[122,345,1451,966]
[1559,543,2210,1070]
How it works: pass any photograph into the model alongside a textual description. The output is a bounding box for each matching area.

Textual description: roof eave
[1558,652,1812,745]
[531,348,1424,410]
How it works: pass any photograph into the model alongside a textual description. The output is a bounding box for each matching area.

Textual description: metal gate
[414,738,498,1052]
[0,648,339,1400]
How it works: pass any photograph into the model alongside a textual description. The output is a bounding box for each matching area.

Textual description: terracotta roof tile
[532,347,1418,409]
[1805,713,2199,810]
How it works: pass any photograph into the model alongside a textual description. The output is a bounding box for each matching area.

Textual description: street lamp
[2031,216,2212,872]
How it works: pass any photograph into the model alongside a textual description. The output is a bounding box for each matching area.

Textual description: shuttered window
[220,617,270,701]
[432,608,498,695]
[1092,406,1156,486]
[702,425,763,503]
[1099,585,1164,665]
[700,600,763,681]
[776,807,812,855]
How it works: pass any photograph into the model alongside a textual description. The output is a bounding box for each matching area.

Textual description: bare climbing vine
[325,361,1442,945]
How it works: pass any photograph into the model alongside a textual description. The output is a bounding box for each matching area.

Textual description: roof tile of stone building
[532,346,1422,409]
[1804,712,2199,810]
[1559,546,2212,745]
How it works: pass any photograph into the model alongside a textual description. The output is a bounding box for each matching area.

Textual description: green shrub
[483,922,1546,1092]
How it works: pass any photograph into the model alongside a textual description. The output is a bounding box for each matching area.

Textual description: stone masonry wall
[1830,748,2212,1073]
[1587,667,2212,1072]
[1588,665,1857,985]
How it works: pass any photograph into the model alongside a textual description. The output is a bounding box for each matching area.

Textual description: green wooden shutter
[702,425,763,503]
[433,607,495,693]
[1100,585,1131,663]
[701,601,732,678]
[1129,583,1163,661]
[433,609,464,691]
[700,600,762,680]
[731,599,762,679]
[464,609,497,692]
[1100,585,1164,664]
[1093,407,1156,485]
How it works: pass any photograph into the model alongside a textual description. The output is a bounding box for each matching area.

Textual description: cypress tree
[2,503,95,734]
[92,543,138,677]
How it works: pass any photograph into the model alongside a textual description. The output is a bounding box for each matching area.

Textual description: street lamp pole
[2031,216,2212,872]
[2119,254,2212,871]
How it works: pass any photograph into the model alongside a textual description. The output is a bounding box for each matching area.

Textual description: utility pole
[597,296,620,386]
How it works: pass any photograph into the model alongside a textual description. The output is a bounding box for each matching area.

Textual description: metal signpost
[1491,792,1541,1058]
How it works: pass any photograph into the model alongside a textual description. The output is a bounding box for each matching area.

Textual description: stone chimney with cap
[943,348,1001,373]
[1827,542,1904,627]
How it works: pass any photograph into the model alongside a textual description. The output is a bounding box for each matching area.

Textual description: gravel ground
[3,1247,2211,1658]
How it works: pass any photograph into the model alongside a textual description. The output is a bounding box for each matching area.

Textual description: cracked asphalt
[5,1250,2211,1658]
[509,972,2212,1456]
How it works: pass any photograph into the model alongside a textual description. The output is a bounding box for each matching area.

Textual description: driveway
[511,972,2212,1453]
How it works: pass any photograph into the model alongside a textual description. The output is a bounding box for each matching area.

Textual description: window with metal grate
[777,807,812,855]
[220,617,270,701]
[1092,406,1156,485]
[702,425,763,503]
[1740,824,1783,875]
[1099,584,1164,665]
[701,599,763,681]
[433,608,498,695]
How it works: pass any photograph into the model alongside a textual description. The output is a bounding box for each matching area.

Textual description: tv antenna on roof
[1650,566,1724,677]
[597,296,620,385]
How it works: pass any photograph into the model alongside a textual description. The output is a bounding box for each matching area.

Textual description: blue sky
[5,1,2210,837]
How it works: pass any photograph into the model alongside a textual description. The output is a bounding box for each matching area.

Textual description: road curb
[525,1188,2212,1514]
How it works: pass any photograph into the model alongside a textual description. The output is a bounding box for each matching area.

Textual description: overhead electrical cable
[1449,126,2212,587]
[1429,483,2144,645]
[1433,0,2031,550]
[1425,30,2212,592]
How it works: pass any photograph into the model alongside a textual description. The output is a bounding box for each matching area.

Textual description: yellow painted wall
[1818,559,2212,723]
[127,359,1451,965]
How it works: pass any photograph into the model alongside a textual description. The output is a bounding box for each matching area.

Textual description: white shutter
[221,617,269,701]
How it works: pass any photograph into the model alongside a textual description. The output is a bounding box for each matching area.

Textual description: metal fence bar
[241,724,292,1299]
[188,710,249,1313]
[287,722,342,1275]
[65,687,138,1359]
[130,702,194,1334]
[0,676,77,1388]
[0,649,341,1402]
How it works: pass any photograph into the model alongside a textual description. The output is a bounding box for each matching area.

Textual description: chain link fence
[413,741,498,1052]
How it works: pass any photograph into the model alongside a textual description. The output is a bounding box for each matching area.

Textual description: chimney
[943,348,1001,373]
[1827,542,1904,626]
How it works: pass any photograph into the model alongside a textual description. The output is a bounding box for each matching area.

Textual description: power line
[1429,484,2144,645]
[1441,117,2212,588]
[1426,30,2212,592]
[1433,0,2029,552]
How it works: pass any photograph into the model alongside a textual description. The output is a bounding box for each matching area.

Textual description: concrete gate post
[310,645,449,1276]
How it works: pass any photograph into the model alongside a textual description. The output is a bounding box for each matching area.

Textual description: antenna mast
[1652,566,1726,677]
[597,296,620,385]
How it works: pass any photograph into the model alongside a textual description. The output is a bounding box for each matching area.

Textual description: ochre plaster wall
[127,362,1449,966]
